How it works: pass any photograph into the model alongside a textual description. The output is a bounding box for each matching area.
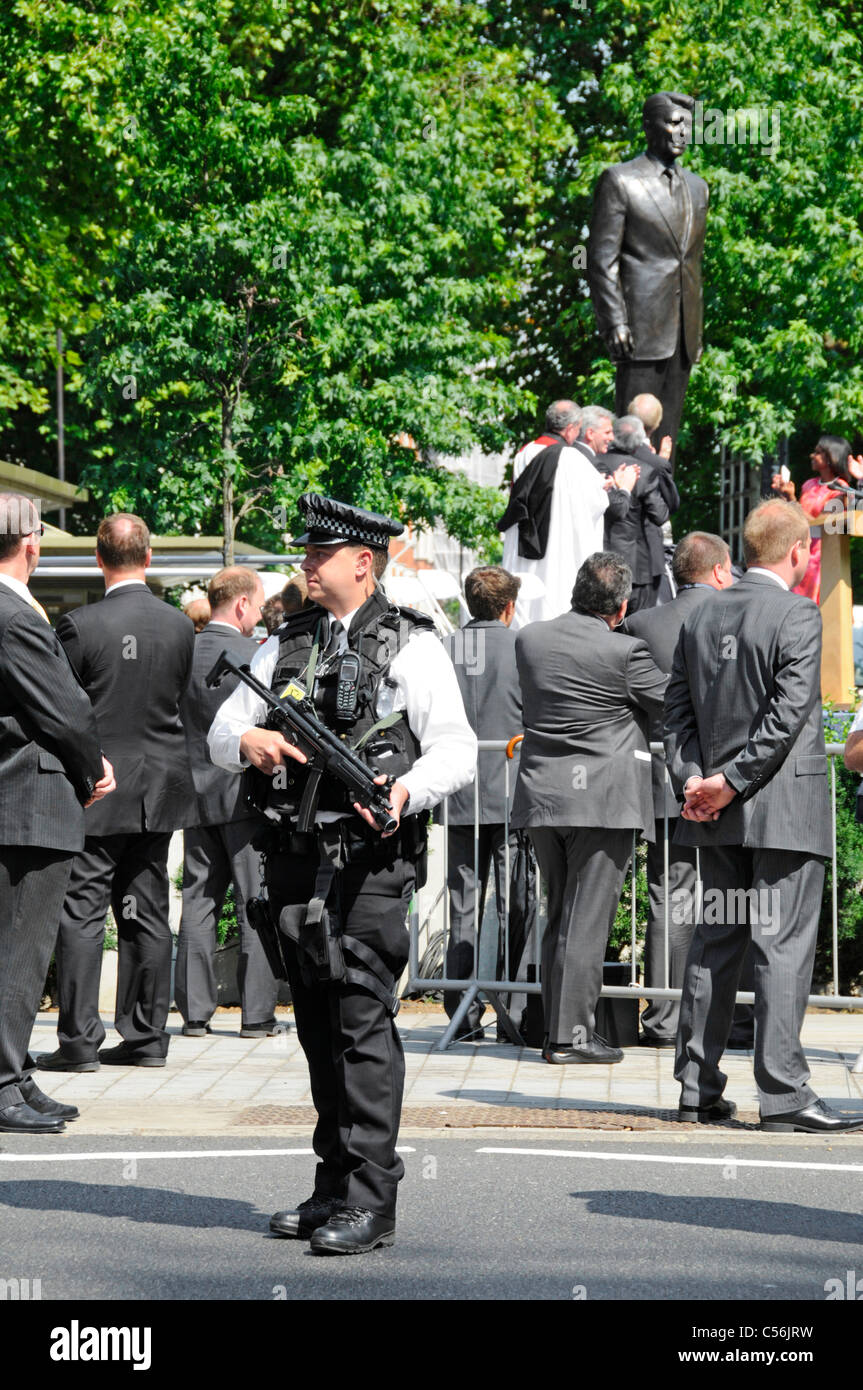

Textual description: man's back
[512,608,665,830]
[441,619,521,824]
[180,622,259,826]
[57,584,194,835]
[665,572,830,854]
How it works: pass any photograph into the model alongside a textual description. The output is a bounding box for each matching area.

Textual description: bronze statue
[587,91,708,464]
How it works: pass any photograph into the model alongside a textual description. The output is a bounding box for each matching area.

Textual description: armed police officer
[208,494,477,1253]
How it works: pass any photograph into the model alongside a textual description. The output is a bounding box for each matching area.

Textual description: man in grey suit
[175,565,281,1038]
[512,552,667,1063]
[0,495,114,1132]
[625,532,733,1046]
[438,567,532,1041]
[665,499,863,1132]
[587,92,708,460]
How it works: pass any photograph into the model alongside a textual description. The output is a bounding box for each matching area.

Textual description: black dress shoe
[181,1022,212,1037]
[760,1098,863,1134]
[98,1044,166,1068]
[640,1034,677,1049]
[240,1020,283,1038]
[0,1102,65,1134]
[543,1034,624,1064]
[309,1206,395,1255]
[20,1078,79,1121]
[269,1194,343,1239]
[679,1097,738,1124]
[36,1049,99,1073]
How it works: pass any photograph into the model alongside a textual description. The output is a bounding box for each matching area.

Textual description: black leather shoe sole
[98,1052,166,1067]
[36,1053,99,1073]
[309,1224,395,1255]
[543,1047,624,1065]
[640,1036,676,1049]
[759,1115,863,1133]
[679,1100,737,1124]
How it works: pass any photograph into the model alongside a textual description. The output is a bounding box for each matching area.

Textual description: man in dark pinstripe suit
[665,498,863,1133]
[0,495,114,1133]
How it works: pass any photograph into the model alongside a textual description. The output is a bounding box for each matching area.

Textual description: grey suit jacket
[180,622,260,826]
[663,572,831,855]
[511,609,667,835]
[587,152,708,362]
[0,585,102,851]
[436,619,522,825]
[625,585,716,818]
[598,448,670,582]
[57,583,195,836]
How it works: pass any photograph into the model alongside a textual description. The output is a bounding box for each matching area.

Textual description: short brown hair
[97,513,150,569]
[743,500,810,567]
[207,566,260,612]
[348,543,388,581]
[281,572,309,614]
[464,566,521,620]
[672,532,730,586]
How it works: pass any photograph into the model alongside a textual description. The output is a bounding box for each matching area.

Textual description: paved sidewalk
[24,1005,863,1137]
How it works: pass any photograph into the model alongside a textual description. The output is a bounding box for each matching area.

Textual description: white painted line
[0,1146,415,1164]
[476,1146,863,1175]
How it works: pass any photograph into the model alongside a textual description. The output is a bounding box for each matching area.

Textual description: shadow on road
[573,1189,863,1244]
[0,1180,265,1230]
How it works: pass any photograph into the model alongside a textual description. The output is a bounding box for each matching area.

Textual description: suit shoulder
[681,167,709,195]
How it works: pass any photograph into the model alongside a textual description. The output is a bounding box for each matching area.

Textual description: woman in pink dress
[772,435,863,603]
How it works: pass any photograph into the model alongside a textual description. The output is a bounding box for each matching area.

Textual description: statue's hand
[607,324,634,360]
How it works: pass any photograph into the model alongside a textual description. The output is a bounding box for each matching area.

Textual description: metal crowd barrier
[407,739,863,1072]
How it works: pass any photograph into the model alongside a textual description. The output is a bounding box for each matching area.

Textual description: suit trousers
[615,330,691,465]
[175,820,278,1027]
[675,844,824,1116]
[444,825,533,1031]
[0,847,74,1108]
[55,832,173,1060]
[530,826,632,1046]
[627,577,663,615]
[266,843,415,1218]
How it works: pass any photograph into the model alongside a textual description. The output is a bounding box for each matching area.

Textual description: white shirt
[746,567,788,590]
[0,573,36,605]
[104,578,147,595]
[207,615,477,815]
[502,443,610,626]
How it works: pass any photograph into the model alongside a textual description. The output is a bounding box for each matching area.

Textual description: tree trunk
[221,401,234,567]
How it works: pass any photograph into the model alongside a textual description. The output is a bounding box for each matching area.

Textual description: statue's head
[642,91,694,163]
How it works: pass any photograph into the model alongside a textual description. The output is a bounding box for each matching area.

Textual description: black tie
[322,619,344,661]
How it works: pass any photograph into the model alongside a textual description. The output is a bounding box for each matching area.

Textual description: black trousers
[529,825,632,1046]
[55,832,173,1060]
[0,847,74,1108]
[615,330,691,466]
[266,841,415,1218]
[444,824,534,1030]
[175,820,278,1028]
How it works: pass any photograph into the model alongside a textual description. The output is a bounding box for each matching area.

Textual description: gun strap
[340,933,400,1017]
[351,711,403,751]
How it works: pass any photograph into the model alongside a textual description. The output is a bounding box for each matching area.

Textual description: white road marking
[0,1147,415,1164]
[477,1146,863,1174]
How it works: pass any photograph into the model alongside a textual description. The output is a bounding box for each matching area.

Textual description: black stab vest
[261,589,433,820]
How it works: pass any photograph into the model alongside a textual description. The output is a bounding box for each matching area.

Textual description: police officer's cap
[294,493,403,551]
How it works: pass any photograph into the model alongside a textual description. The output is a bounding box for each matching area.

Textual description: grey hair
[0,493,40,561]
[612,415,648,453]
[545,400,581,434]
[572,551,632,615]
[578,405,614,441]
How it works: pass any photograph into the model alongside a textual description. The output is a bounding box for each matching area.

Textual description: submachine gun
[205,650,401,993]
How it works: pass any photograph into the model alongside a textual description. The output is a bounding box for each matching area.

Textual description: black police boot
[269,1194,343,1239]
[309,1206,396,1255]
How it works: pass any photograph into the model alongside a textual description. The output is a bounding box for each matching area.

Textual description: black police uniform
[255,497,428,1221]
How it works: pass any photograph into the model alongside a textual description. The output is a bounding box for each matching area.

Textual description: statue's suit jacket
[587,152,709,362]
[511,609,667,836]
[663,572,831,856]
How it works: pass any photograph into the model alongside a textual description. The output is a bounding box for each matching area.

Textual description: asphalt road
[1,1130,862,1304]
